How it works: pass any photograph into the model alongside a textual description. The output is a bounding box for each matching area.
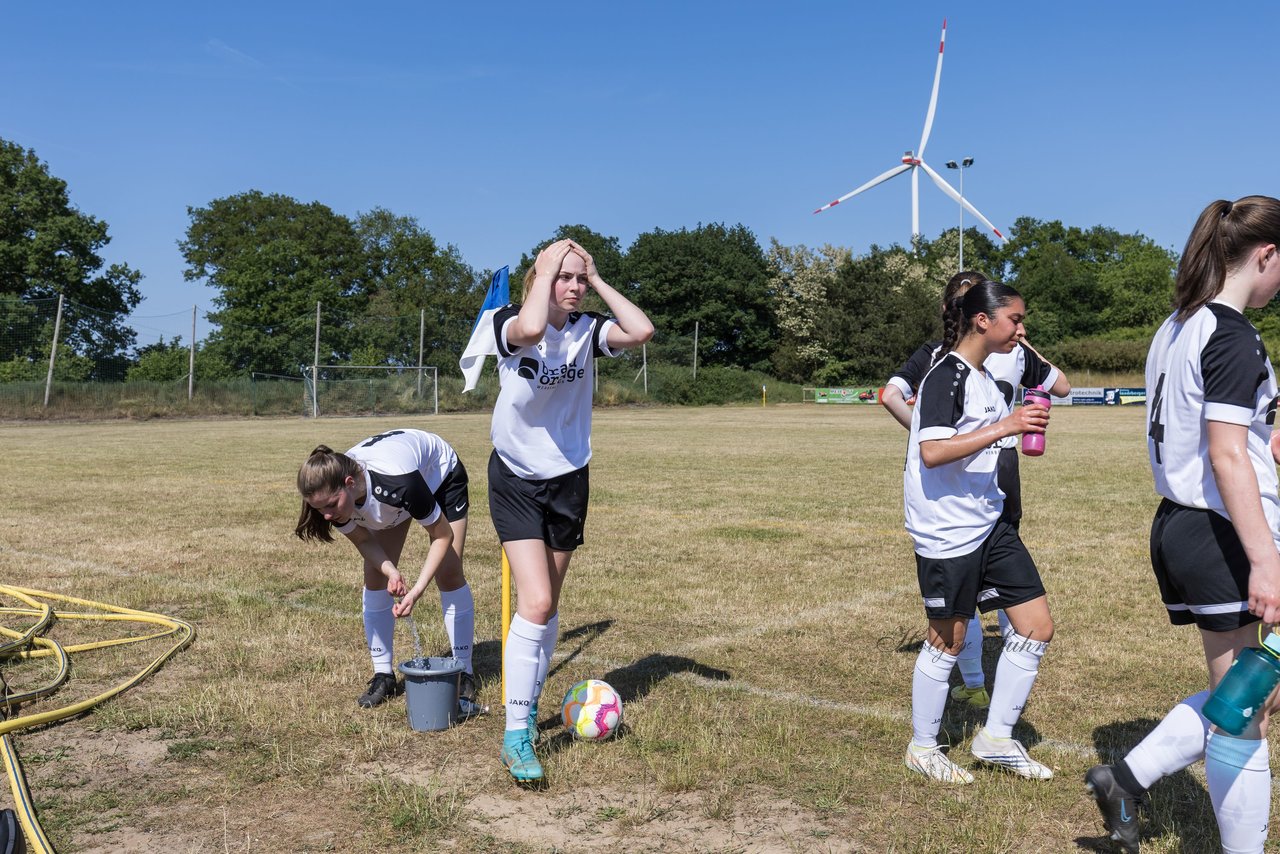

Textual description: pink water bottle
[1021,387,1051,456]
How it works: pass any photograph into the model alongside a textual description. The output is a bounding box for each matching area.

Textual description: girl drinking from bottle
[295,429,480,717]
[884,272,1070,711]
[1086,196,1280,854]
[486,238,653,783]
[902,279,1055,784]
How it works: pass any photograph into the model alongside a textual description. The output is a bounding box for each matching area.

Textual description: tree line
[6,135,1253,387]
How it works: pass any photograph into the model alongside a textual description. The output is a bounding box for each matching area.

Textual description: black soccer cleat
[1085,764,1142,853]
[357,672,402,708]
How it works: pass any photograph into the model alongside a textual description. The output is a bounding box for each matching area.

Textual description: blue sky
[3,1,1278,346]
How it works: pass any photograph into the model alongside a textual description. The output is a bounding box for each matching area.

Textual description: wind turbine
[812,20,1005,247]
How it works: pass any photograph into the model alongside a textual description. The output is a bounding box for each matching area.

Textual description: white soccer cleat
[970,728,1053,779]
[905,743,974,784]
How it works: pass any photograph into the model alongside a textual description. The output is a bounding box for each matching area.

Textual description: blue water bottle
[1204,631,1280,735]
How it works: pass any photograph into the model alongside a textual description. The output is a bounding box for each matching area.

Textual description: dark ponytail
[1175,195,1280,321]
[295,444,363,542]
[933,280,1022,366]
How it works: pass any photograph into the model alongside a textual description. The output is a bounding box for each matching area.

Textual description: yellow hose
[0,584,195,853]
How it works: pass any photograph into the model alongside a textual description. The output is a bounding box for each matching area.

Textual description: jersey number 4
[1148,374,1166,463]
[361,431,405,447]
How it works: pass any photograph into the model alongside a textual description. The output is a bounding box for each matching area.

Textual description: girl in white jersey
[489,239,653,783]
[1086,197,1280,854]
[884,272,1071,711]
[295,429,480,717]
[902,280,1056,784]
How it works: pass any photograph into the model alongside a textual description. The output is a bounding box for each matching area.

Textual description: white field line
[7,543,1241,780]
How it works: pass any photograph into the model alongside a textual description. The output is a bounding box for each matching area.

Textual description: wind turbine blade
[919,160,1006,242]
[917,18,946,159]
[813,163,912,214]
[911,165,920,239]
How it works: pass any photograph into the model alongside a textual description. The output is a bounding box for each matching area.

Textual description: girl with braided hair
[884,272,1070,710]
[901,280,1055,784]
[296,429,481,717]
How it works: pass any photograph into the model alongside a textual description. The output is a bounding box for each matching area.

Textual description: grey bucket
[398,656,463,731]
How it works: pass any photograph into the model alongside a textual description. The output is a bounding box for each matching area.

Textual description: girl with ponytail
[900,279,1056,784]
[1087,196,1280,853]
[296,429,480,717]
[883,272,1070,713]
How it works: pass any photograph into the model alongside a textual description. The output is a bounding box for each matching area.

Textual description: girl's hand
[1271,428,1280,466]
[392,591,419,618]
[1248,553,1280,624]
[534,240,574,280]
[386,570,407,598]
[1006,403,1049,436]
[568,241,599,285]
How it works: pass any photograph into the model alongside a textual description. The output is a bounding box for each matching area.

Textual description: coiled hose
[0,585,195,853]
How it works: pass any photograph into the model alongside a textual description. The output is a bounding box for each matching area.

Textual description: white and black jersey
[890,341,1057,451]
[334,429,459,534]
[490,304,618,480]
[904,352,1008,559]
[1146,302,1280,541]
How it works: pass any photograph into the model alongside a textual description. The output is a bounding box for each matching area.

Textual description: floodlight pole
[417,308,425,398]
[945,157,974,270]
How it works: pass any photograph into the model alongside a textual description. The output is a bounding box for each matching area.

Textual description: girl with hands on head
[296,429,481,717]
[487,235,653,783]
[902,280,1057,786]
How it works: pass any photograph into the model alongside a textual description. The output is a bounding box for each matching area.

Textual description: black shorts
[488,450,589,552]
[916,521,1046,620]
[1150,498,1257,632]
[997,446,1022,528]
[433,460,470,523]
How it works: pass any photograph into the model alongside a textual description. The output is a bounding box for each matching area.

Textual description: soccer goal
[304,365,438,417]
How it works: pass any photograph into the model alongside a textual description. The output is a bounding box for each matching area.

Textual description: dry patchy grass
[0,406,1241,851]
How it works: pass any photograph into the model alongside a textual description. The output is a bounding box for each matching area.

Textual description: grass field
[0,404,1244,852]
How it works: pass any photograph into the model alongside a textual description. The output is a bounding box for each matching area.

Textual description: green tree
[628,223,775,371]
[181,191,364,375]
[355,209,484,367]
[0,137,142,379]
[815,244,940,383]
[766,240,849,381]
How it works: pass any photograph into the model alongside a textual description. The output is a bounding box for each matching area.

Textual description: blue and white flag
[459,266,511,392]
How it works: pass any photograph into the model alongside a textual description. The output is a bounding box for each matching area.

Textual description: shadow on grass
[1072,716,1217,852]
[539,650,732,759]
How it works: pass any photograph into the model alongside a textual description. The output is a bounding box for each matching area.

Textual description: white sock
[503,614,548,733]
[362,587,395,675]
[996,608,1011,639]
[1122,691,1210,790]
[955,614,985,688]
[1205,732,1270,854]
[532,612,558,707]
[440,584,475,675]
[984,631,1047,739]
[911,643,958,749]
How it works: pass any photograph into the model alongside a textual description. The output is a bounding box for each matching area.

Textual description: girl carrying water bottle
[901,279,1055,784]
[295,429,480,717]
[1086,196,1280,854]
[883,271,1070,712]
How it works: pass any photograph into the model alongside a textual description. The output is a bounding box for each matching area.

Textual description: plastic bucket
[398,656,463,732]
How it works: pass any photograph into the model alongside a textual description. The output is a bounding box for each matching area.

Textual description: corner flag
[459,266,511,392]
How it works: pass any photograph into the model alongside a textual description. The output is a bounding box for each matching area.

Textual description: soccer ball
[561,679,623,741]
